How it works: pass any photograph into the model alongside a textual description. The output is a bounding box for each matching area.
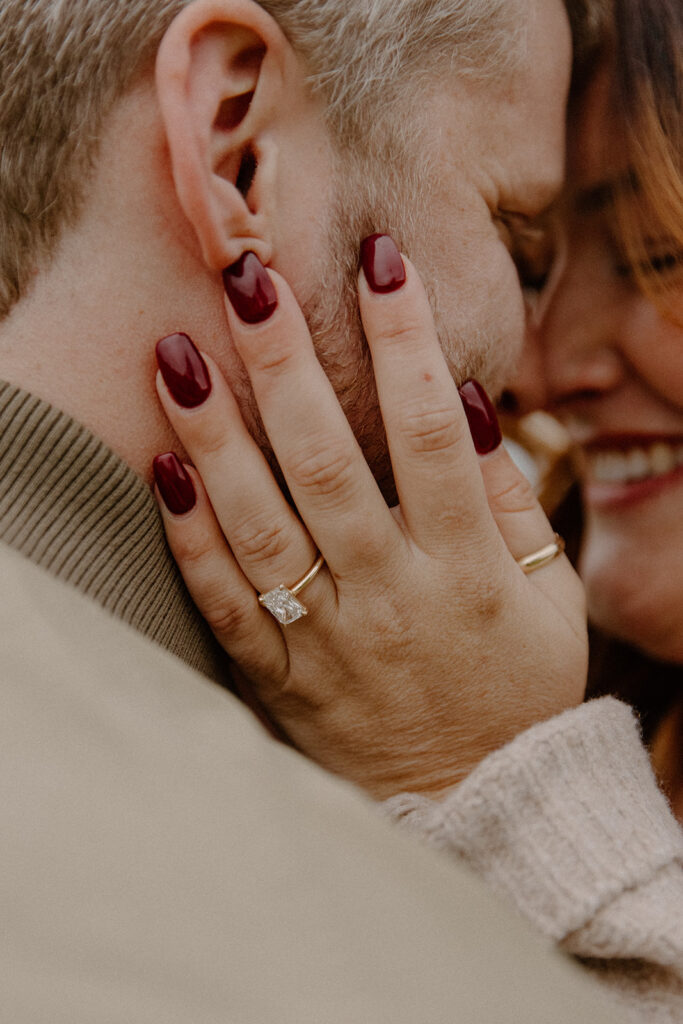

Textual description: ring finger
[155,333,325,610]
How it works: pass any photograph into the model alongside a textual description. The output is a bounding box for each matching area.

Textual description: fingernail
[222,251,278,324]
[153,453,197,515]
[156,332,211,408]
[458,379,502,455]
[360,234,406,293]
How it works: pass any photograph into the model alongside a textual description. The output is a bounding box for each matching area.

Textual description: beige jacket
[0,543,620,1023]
[0,381,620,1022]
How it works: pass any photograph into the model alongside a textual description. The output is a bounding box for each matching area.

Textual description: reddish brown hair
[611,0,683,301]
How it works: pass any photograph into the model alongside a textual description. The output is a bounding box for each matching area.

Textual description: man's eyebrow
[576,169,639,213]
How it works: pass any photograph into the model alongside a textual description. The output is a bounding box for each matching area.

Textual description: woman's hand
[152,238,587,800]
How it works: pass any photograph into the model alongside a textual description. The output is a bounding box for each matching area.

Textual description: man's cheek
[459,252,526,388]
[487,253,526,372]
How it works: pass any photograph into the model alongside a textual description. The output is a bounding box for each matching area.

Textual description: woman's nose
[524,226,634,413]
[539,274,626,409]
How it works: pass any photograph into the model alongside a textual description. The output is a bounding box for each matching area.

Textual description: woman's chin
[579,512,683,665]
[583,567,683,666]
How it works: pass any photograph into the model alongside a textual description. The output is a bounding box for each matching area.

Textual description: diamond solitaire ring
[258,554,325,625]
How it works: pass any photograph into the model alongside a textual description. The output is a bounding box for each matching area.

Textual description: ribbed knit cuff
[382,698,683,941]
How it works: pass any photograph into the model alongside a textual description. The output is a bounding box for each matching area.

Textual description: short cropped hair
[0,0,592,321]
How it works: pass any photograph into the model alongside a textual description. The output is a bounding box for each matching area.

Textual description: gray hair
[0,0,597,320]
[0,0,520,319]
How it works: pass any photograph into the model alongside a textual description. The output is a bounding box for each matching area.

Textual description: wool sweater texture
[383,699,683,1022]
[3,379,683,1021]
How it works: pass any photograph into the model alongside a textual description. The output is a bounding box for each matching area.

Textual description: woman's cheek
[628,303,683,411]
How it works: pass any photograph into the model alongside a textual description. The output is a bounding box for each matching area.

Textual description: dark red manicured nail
[156,332,211,409]
[458,379,502,455]
[360,234,406,294]
[222,251,278,324]
[153,453,197,515]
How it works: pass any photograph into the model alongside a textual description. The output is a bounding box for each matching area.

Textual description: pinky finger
[152,453,288,684]
[458,384,582,610]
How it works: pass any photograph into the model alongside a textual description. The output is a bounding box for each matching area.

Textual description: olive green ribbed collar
[0,380,227,685]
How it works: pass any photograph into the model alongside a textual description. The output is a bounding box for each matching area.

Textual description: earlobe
[156,0,286,269]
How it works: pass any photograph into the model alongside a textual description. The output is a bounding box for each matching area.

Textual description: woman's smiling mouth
[580,437,683,508]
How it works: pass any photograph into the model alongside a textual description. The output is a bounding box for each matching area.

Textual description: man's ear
[156,0,289,269]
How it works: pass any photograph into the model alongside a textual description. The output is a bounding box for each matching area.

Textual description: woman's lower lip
[583,462,683,510]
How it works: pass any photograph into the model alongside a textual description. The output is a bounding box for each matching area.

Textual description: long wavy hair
[554,0,683,736]
[612,0,683,303]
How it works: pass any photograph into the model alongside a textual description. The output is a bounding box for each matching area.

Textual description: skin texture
[519,64,683,668]
[155,255,587,798]
[0,0,570,497]
[513,62,683,819]
[0,0,582,796]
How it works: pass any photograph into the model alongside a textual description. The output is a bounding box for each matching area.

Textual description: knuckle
[490,471,538,518]
[428,502,473,533]
[246,338,297,378]
[251,349,294,378]
[398,401,461,455]
[288,439,357,500]
[467,572,507,622]
[169,528,217,573]
[373,314,424,351]
[186,416,231,461]
[203,594,257,641]
[230,517,293,567]
[167,538,260,640]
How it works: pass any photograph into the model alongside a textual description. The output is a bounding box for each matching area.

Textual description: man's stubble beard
[236,142,502,507]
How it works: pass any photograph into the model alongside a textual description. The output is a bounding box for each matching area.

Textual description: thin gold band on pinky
[517,533,566,575]
[258,554,325,625]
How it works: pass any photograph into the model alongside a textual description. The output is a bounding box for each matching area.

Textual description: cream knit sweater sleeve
[382,698,683,1022]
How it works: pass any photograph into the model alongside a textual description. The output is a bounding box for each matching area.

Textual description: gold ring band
[517,533,566,575]
[258,554,325,625]
[288,554,325,596]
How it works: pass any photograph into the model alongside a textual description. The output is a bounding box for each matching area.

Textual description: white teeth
[588,442,683,484]
[651,443,676,475]
[591,452,626,482]
[626,449,651,480]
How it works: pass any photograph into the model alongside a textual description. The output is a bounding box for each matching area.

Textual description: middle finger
[358,238,494,555]
[221,254,401,584]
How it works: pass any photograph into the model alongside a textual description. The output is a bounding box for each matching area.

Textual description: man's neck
[0,85,232,480]
[0,235,229,481]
